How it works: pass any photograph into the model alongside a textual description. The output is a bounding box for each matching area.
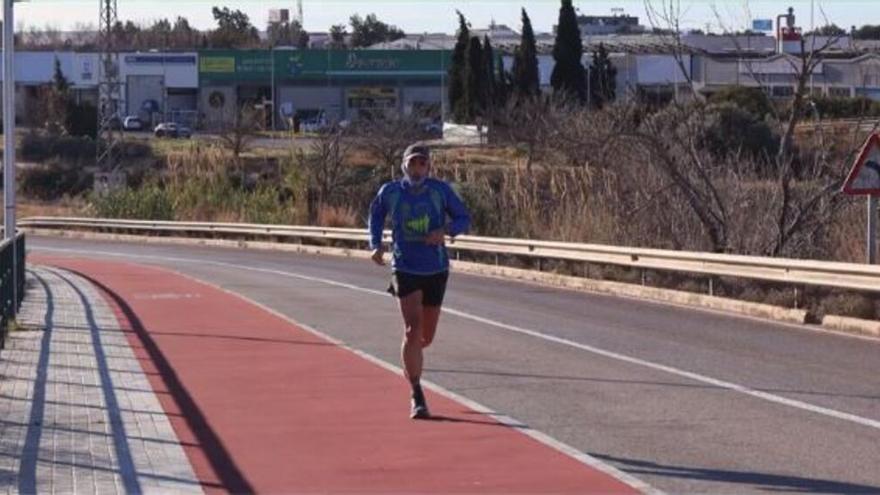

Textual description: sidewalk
[2,258,643,494]
[0,266,201,494]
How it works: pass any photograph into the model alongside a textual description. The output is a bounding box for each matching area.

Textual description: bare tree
[643,0,702,100]
[20,24,64,49]
[712,2,851,256]
[70,23,98,49]
[215,104,261,164]
[544,97,636,170]
[629,103,733,252]
[296,128,356,219]
[493,97,553,173]
[353,115,431,180]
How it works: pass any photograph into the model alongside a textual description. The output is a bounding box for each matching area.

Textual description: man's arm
[444,183,471,237]
[368,185,389,250]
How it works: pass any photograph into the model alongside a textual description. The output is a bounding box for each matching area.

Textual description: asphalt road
[28,236,880,494]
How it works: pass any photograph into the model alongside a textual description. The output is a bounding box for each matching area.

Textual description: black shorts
[387,271,449,306]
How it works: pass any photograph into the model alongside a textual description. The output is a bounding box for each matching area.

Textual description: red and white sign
[843,133,880,196]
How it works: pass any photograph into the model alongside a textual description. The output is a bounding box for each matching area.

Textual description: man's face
[406,156,430,181]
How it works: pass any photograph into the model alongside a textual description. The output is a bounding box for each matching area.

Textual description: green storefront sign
[276,50,452,81]
[199,49,452,85]
[199,50,272,84]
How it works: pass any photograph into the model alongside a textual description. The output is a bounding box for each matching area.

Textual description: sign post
[842,133,880,264]
[869,196,878,264]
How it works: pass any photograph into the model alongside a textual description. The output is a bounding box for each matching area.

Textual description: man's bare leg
[421,305,442,348]
[399,290,424,382]
[399,291,429,418]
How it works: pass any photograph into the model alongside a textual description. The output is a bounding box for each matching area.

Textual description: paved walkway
[0,266,201,494]
[1,258,644,494]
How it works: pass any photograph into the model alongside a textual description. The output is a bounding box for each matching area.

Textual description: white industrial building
[0,51,199,127]
[119,52,199,127]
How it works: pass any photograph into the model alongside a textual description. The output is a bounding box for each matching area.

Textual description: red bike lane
[34,255,642,494]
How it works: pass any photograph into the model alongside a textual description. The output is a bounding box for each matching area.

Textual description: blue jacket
[368,178,471,275]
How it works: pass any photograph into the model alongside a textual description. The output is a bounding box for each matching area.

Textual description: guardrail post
[641,269,646,286]
[708,277,715,297]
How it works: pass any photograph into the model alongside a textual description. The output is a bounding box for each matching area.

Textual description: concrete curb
[821,315,880,337]
[26,228,811,326]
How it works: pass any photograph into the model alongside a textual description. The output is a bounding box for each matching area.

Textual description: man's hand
[371,247,386,266]
[425,229,446,246]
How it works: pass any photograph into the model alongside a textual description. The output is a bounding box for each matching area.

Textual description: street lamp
[3,0,17,243]
[2,0,19,319]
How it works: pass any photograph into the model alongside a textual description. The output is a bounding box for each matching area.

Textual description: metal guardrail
[797,117,880,130]
[19,216,880,294]
[0,232,26,351]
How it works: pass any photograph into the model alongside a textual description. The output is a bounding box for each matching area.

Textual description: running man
[368,143,471,419]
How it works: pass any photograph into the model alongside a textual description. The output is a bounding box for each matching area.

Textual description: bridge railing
[19,216,880,295]
[0,232,26,352]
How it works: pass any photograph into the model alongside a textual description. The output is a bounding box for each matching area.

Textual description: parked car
[122,116,143,131]
[153,122,192,138]
[422,120,443,136]
[299,112,328,133]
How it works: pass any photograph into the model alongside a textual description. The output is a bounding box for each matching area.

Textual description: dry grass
[828,199,871,264]
[433,145,523,169]
[17,198,86,219]
[347,148,378,167]
[316,205,359,228]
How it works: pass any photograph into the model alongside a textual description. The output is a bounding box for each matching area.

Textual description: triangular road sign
[843,133,880,195]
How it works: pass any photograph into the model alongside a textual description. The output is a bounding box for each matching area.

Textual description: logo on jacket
[405,214,430,235]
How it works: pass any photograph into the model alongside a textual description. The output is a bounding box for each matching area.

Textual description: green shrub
[66,101,98,138]
[708,86,774,118]
[811,95,880,119]
[122,141,153,159]
[701,103,779,162]
[240,185,297,225]
[20,132,153,167]
[20,133,95,163]
[19,159,93,200]
[90,183,174,220]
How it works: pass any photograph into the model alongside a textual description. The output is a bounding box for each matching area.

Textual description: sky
[8,0,879,35]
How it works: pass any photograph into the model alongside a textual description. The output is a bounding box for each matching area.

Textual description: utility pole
[97,0,122,174]
[870,196,878,264]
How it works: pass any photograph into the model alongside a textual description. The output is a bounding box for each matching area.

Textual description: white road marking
[34,245,880,435]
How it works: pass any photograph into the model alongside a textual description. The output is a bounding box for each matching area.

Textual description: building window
[346,87,398,120]
[829,87,851,98]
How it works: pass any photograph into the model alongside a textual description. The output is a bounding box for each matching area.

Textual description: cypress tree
[482,35,497,114]
[47,57,71,135]
[588,42,617,108]
[466,36,484,121]
[449,11,470,123]
[551,0,586,103]
[495,53,510,107]
[512,8,540,100]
